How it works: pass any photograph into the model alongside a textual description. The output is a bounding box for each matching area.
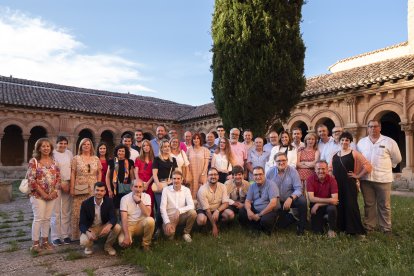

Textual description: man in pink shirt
[229,128,247,168]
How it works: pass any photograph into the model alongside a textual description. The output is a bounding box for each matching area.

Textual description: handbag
[118,182,131,194]
[19,158,38,194]
[74,184,89,195]
[151,165,173,193]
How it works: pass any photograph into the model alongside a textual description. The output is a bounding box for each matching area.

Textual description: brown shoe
[42,242,55,251]
[142,245,151,252]
[30,244,42,254]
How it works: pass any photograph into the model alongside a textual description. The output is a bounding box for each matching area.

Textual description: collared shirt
[120,192,151,222]
[151,138,160,157]
[265,165,302,201]
[321,140,357,164]
[246,180,279,212]
[357,134,402,183]
[212,153,233,173]
[266,146,297,172]
[224,179,250,205]
[230,142,247,167]
[170,150,189,172]
[203,143,218,164]
[263,143,277,153]
[197,182,229,211]
[92,197,103,227]
[53,149,73,181]
[317,136,335,162]
[160,185,194,224]
[247,149,271,180]
[129,147,140,163]
[291,141,305,150]
[306,173,338,198]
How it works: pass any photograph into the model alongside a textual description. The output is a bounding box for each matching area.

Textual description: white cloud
[0,7,155,94]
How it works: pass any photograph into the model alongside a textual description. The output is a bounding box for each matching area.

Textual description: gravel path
[0,192,144,276]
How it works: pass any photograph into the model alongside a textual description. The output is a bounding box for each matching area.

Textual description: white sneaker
[104,246,116,256]
[84,247,93,255]
[327,230,337,238]
[182,234,192,243]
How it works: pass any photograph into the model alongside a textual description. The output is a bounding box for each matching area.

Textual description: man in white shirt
[291,127,305,150]
[122,134,140,162]
[52,136,73,246]
[357,120,402,234]
[118,180,155,251]
[317,124,334,161]
[322,126,356,164]
[160,170,196,242]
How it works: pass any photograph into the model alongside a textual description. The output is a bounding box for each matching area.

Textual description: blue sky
[0,0,408,106]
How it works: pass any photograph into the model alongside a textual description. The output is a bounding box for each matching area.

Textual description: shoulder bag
[19,158,38,194]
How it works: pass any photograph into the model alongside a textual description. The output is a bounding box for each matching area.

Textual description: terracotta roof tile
[179,102,217,121]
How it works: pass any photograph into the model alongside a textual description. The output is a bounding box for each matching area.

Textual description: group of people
[26,120,402,255]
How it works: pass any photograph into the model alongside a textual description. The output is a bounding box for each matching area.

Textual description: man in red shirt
[306,161,339,238]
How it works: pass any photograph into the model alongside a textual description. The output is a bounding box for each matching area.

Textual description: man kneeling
[79,182,121,256]
[160,170,196,242]
[118,179,155,251]
[306,161,338,238]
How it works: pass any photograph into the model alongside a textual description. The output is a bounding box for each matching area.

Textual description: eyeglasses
[258,190,262,198]
[208,173,219,176]
[276,159,287,163]
[332,130,342,134]
[253,173,264,177]
[368,125,380,128]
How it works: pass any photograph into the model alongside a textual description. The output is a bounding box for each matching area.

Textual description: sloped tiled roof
[179,102,217,121]
[304,54,414,97]
[0,75,194,121]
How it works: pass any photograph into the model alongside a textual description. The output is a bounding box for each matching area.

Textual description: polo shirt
[230,142,247,167]
[246,180,279,212]
[120,192,151,222]
[247,149,271,180]
[306,173,338,198]
[266,166,302,201]
[197,182,229,211]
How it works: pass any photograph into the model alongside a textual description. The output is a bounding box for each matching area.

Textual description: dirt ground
[0,191,144,276]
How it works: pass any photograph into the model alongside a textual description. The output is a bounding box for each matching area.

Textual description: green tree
[211,0,306,136]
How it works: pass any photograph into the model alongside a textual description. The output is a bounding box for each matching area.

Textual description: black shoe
[296,226,305,236]
[52,239,63,246]
[152,229,161,240]
[63,238,71,245]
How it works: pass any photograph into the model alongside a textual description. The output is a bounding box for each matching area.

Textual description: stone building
[1,0,414,188]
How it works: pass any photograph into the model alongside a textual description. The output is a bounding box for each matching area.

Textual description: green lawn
[121,195,414,275]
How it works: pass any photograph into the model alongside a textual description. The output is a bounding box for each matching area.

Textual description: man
[243,130,254,151]
[184,131,193,150]
[263,131,279,152]
[79,182,121,255]
[214,125,226,145]
[203,132,218,167]
[291,127,305,150]
[118,179,155,251]
[321,126,356,164]
[122,133,139,162]
[132,129,144,153]
[316,124,334,162]
[223,166,250,221]
[357,120,402,234]
[196,167,230,237]
[239,166,279,235]
[51,136,73,246]
[229,128,248,168]
[306,161,339,238]
[246,137,271,181]
[266,152,307,235]
[169,129,187,152]
[160,170,197,242]
[151,125,168,157]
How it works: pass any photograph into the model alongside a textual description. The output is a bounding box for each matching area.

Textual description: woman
[106,144,135,211]
[28,138,60,253]
[170,137,189,182]
[135,139,155,217]
[97,142,109,184]
[70,138,101,240]
[187,133,210,199]
[330,132,372,236]
[266,131,297,172]
[211,137,234,184]
[152,140,178,237]
[297,133,320,187]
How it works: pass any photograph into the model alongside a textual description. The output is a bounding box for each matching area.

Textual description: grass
[15,210,24,222]
[122,195,414,275]
[0,211,10,219]
[15,228,26,237]
[83,268,95,276]
[6,240,20,252]
[0,223,11,229]
[64,250,85,261]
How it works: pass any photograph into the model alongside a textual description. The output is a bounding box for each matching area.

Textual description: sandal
[30,244,42,253]
[42,241,55,251]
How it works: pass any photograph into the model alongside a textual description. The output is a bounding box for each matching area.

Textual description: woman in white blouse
[211,137,235,183]
[170,137,189,183]
[266,130,297,172]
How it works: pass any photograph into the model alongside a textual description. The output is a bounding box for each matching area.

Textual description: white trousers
[50,188,72,240]
[30,196,57,241]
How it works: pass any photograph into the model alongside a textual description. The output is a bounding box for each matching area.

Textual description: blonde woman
[187,133,210,199]
[70,138,101,240]
[170,137,189,182]
[28,138,60,253]
[135,139,155,217]
[211,137,235,184]
[297,133,320,186]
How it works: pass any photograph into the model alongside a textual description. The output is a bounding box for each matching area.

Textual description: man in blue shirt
[266,152,307,235]
[239,166,279,235]
[151,125,168,157]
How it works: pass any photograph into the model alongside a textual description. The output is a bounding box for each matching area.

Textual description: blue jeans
[154,192,163,229]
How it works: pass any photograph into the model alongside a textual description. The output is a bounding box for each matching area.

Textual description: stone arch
[311,110,344,129]
[362,101,403,126]
[286,113,312,131]
[28,126,48,162]
[97,126,119,139]
[27,120,56,137]
[1,124,24,165]
[380,111,405,172]
[100,130,116,158]
[0,119,28,135]
[405,100,414,122]
[73,123,98,139]
[290,120,309,138]
[76,129,95,154]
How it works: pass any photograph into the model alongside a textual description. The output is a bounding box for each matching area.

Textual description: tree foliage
[211,0,306,136]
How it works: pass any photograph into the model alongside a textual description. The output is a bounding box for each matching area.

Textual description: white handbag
[19,158,38,195]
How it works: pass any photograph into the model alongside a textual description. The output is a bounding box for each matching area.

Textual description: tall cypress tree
[211,0,306,136]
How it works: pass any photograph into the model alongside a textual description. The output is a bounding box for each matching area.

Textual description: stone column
[0,134,3,166]
[401,123,414,180]
[23,134,30,165]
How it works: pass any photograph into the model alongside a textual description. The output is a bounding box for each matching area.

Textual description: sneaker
[63,238,71,245]
[52,239,63,246]
[152,229,161,241]
[296,226,305,236]
[327,230,337,238]
[30,244,42,254]
[84,247,93,255]
[182,234,192,243]
[104,246,116,256]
